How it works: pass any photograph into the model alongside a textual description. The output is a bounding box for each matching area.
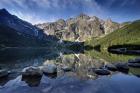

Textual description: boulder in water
[40,64,57,74]
[115,63,129,73]
[22,66,43,77]
[93,69,111,75]
[105,64,117,71]
[61,66,72,72]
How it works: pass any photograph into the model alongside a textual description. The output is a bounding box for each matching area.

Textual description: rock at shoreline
[115,63,129,73]
[128,58,140,63]
[127,58,140,68]
[40,64,57,74]
[128,63,140,68]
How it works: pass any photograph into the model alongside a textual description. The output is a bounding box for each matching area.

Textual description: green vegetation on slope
[85,20,140,62]
[88,20,140,50]
[96,21,140,49]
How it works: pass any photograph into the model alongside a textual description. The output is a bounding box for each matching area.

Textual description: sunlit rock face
[37,13,120,41]
[104,19,120,34]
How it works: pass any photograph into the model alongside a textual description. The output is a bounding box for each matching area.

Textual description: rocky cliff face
[104,19,120,34]
[37,13,120,41]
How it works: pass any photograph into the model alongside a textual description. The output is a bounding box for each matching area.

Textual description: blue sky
[0,0,140,24]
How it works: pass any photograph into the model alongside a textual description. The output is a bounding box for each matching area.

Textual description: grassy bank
[85,20,140,62]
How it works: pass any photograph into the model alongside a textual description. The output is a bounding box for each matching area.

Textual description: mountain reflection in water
[0,48,140,93]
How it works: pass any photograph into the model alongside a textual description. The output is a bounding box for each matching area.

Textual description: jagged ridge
[37,13,120,41]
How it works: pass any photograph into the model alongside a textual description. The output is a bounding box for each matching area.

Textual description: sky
[0,0,140,24]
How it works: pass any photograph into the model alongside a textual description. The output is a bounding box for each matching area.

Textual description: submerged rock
[93,69,111,75]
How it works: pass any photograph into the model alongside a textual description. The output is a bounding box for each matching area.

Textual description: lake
[0,48,140,93]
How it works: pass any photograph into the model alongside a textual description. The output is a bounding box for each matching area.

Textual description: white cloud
[11,10,46,24]
[0,0,105,24]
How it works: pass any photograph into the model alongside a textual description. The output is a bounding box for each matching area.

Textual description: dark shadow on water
[93,45,101,52]
[0,41,94,63]
[108,44,140,56]
[84,45,94,51]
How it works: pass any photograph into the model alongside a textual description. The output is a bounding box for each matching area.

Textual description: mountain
[90,20,140,52]
[0,9,59,47]
[36,13,120,41]
[0,9,40,37]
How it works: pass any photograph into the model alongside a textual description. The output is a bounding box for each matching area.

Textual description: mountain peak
[77,13,90,19]
[106,18,113,23]
[0,8,10,15]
